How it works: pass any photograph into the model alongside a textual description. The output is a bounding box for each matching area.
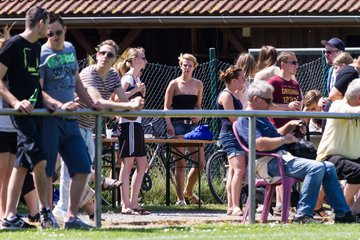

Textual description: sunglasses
[47,30,63,38]
[322,49,338,55]
[256,96,273,104]
[98,51,115,58]
[285,61,298,65]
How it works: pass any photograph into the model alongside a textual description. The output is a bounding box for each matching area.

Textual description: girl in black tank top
[217,66,247,216]
[164,53,204,205]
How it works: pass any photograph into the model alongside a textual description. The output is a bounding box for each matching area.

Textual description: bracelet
[280,136,285,144]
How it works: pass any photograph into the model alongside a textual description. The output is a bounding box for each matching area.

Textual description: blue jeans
[268,157,350,217]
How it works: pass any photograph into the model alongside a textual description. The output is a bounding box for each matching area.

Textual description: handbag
[184,125,213,140]
[287,138,317,160]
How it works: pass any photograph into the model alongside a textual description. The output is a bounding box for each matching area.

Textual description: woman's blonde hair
[235,52,256,80]
[117,47,145,76]
[257,45,277,71]
[178,53,198,68]
[333,52,353,67]
[304,89,322,107]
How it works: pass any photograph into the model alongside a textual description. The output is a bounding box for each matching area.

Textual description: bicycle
[206,142,248,205]
[141,117,175,192]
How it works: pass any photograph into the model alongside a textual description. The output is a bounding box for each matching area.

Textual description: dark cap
[321,37,345,51]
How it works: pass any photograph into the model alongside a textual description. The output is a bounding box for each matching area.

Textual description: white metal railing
[249,47,360,55]
[2,108,360,227]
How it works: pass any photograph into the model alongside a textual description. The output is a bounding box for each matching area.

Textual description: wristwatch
[280,136,285,144]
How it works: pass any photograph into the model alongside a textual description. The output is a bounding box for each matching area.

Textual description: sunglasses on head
[285,61,298,65]
[47,30,63,38]
[98,51,115,58]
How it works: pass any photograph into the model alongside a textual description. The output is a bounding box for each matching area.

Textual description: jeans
[268,157,350,217]
[55,127,94,213]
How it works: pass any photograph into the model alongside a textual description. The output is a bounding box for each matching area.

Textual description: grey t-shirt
[40,41,78,106]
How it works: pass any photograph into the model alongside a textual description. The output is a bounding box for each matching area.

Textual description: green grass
[1,223,360,240]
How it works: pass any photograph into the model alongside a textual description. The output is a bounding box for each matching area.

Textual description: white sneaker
[52,206,66,227]
[175,199,187,206]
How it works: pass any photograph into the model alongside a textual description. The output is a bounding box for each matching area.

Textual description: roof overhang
[2,15,360,28]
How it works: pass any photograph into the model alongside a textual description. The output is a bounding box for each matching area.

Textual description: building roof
[1,0,360,16]
[1,0,360,28]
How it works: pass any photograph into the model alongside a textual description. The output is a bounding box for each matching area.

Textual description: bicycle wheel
[206,150,228,204]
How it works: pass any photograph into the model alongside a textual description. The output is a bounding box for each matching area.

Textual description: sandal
[314,207,330,219]
[133,208,151,215]
[232,207,243,216]
[184,193,204,205]
[226,209,233,215]
[102,177,122,191]
[121,208,139,215]
[175,200,187,206]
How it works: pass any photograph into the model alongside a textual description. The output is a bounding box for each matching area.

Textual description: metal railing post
[248,116,256,224]
[94,115,103,228]
[209,48,218,136]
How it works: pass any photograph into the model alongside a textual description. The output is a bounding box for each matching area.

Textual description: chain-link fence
[77,52,334,205]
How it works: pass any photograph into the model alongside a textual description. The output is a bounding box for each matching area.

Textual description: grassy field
[1,223,360,240]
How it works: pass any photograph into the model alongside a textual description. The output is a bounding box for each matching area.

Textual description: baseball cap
[321,37,345,51]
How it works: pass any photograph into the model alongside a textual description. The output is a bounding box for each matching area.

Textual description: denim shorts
[171,119,197,135]
[219,132,245,159]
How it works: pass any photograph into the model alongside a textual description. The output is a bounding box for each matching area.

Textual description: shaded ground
[101,210,242,228]
[97,207,333,228]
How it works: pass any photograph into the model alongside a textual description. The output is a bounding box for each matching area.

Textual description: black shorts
[118,122,146,158]
[327,155,360,184]
[0,131,17,154]
[12,116,46,170]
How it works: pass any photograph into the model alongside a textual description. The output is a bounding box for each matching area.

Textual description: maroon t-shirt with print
[267,75,301,128]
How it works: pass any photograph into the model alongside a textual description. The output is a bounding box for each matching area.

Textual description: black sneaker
[293,215,315,224]
[1,216,36,230]
[64,217,93,230]
[40,208,59,229]
[334,212,356,223]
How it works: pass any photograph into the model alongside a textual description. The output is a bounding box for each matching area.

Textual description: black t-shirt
[0,35,43,108]
[334,65,359,96]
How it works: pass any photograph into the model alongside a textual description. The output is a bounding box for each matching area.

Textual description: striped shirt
[77,65,121,129]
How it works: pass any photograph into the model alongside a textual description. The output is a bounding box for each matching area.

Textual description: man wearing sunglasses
[267,51,303,129]
[236,80,356,223]
[321,37,345,97]
[39,12,98,229]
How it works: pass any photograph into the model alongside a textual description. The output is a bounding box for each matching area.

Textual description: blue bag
[184,125,213,140]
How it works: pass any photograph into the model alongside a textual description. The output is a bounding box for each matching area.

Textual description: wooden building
[1,0,360,64]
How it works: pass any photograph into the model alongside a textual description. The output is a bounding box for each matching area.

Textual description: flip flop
[133,208,151,215]
[102,177,123,191]
[121,209,139,215]
[184,193,204,205]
